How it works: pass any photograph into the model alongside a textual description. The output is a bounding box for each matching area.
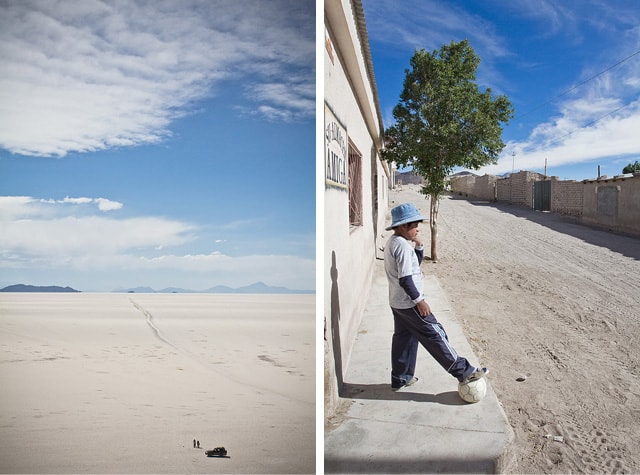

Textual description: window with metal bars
[348,141,362,227]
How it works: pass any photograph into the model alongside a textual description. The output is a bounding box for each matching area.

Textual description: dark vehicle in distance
[205,447,228,457]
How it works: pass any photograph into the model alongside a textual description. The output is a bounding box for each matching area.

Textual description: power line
[515,48,640,122]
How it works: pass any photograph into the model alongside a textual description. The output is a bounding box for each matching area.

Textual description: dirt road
[392,186,640,473]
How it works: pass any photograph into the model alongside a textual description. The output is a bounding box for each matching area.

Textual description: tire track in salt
[128,298,311,406]
[129,298,176,350]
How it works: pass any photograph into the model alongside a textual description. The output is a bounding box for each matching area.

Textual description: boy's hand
[416,299,431,316]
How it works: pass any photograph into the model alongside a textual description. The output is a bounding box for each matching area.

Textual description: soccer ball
[458,375,487,403]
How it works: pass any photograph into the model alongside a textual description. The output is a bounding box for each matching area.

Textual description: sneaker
[392,376,419,391]
[463,367,489,383]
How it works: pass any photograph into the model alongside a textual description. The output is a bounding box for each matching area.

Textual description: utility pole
[510,152,515,203]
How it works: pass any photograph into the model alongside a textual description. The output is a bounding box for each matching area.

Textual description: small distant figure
[197,440,200,449]
[193,439,196,448]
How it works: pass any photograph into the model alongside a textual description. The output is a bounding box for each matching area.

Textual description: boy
[383,202,487,391]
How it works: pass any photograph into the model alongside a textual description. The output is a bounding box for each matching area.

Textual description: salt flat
[0,293,315,474]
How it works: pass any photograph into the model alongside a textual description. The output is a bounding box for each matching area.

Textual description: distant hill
[449,170,477,178]
[395,170,423,185]
[205,284,235,293]
[117,282,313,294]
[0,284,80,293]
[159,287,198,294]
[206,281,313,294]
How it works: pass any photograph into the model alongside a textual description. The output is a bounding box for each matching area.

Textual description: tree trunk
[429,193,440,261]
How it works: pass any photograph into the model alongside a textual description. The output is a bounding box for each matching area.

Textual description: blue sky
[0,0,315,292]
[362,0,640,181]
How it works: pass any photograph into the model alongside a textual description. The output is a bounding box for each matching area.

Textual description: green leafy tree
[382,40,514,261]
[623,161,640,174]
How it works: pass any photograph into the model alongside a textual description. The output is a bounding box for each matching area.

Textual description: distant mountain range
[0,284,80,293]
[116,281,314,294]
[1,282,313,294]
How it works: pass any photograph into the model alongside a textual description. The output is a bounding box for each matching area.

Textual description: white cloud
[477,118,640,176]
[60,197,94,206]
[0,196,123,219]
[477,61,640,176]
[1,215,194,259]
[138,251,311,275]
[0,195,314,291]
[243,81,315,122]
[0,0,314,157]
[0,196,35,220]
[0,195,192,258]
[44,196,123,211]
[95,198,123,211]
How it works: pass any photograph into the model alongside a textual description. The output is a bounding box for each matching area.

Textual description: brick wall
[450,174,497,201]
[452,171,545,205]
[496,177,510,201]
[449,171,640,237]
[474,174,497,201]
[450,175,475,196]
[551,180,583,217]
[581,175,640,236]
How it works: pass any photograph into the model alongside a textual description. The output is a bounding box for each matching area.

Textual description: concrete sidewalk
[324,258,514,473]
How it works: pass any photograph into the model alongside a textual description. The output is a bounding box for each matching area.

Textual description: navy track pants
[391,306,475,386]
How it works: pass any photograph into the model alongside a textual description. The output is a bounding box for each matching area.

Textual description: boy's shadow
[341,382,466,405]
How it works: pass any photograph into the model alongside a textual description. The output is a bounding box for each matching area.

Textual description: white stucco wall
[324,0,388,415]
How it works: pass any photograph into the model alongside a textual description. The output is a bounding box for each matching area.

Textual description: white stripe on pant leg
[430,323,459,371]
